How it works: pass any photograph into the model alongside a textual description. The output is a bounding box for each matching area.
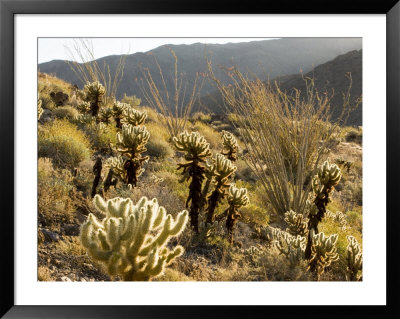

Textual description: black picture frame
[1,0,399,318]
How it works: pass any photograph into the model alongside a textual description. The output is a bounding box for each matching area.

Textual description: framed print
[1,0,399,318]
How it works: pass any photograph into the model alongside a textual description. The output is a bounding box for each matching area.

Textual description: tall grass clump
[139,48,204,139]
[208,62,356,222]
[38,119,92,169]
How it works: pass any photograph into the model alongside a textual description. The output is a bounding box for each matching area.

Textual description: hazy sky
[38,38,276,64]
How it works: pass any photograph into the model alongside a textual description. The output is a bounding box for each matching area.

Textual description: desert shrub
[84,123,117,154]
[191,112,212,124]
[38,157,76,228]
[344,126,362,144]
[120,93,141,107]
[53,105,79,119]
[38,119,92,169]
[346,210,362,232]
[146,138,174,159]
[235,159,257,183]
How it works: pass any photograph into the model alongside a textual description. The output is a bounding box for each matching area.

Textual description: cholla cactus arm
[206,154,237,224]
[121,107,147,126]
[199,161,216,211]
[84,81,106,117]
[284,210,308,237]
[225,184,250,244]
[99,107,113,125]
[305,160,342,260]
[38,99,43,120]
[221,130,239,161]
[345,235,362,281]
[80,195,188,281]
[112,102,130,128]
[173,131,211,233]
[76,101,91,114]
[309,231,339,279]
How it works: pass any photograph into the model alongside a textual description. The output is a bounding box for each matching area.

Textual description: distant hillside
[199,49,362,126]
[38,38,362,101]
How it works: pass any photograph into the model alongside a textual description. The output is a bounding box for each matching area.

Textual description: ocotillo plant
[112,101,129,128]
[206,154,237,224]
[345,235,362,281]
[305,160,341,260]
[38,99,43,120]
[121,107,147,126]
[221,130,239,162]
[308,231,339,279]
[284,210,308,237]
[113,124,150,187]
[173,131,211,233]
[80,195,188,281]
[224,184,250,244]
[84,81,106,117]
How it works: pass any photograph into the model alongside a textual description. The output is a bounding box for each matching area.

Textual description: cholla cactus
[221,130,239,161]
[99,107,113,125]
[104,156,145,184]
[345,235,362,281]
[199,161,216,211]
[309,231,339,279]
[325,210,348,230]
[173,131,212,232]
[38,99,43,120]
[80,195,188,281]
[121,107,147,126]
[275,233,306,267]
[84,81,106,117]
[112,102,130,128]
[75,114,96,126]
[284,210,308,237]
[206,154,237,224]
[224,184,250,243]
[305,160,342,260]
[115,124,150,186]
[76,101,91,114]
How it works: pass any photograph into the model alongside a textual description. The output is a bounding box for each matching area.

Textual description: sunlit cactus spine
[112,101,130,128]
[221,130,239,161]
[80,195,188,281]
[284,210,308,237]
[38,99,43,120]
[345,235,362,281]
[224,184,250,244]
[275,233,306,267]
[115,124,150,187]
[84,81,106,117]
[305,160,342,260]
[308,231,339,280]
[173,131,212,233]
[121,107,147,127]
[205,154,237,224]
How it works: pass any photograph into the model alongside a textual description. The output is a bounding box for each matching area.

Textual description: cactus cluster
[84,81,106,117]
[308,231,339,279]
[345,235,362,281]
[205,154,237,224]
[98,107,113,125]
[80,195,188,281]
[325,210,348,229]
[121,107,147,126]
[112,101,130,128]
[221,130,239,161]
[224,184,250,243]
[284,210,308,237]
[76,101,91,115]
[173,131,211,232]
[305,160,342,260]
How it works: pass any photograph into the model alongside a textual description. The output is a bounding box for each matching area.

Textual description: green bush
[38,119,92,169]
[146,138,174,159]
[53,105,79,119]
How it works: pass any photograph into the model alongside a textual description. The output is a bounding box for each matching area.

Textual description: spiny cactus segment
[224,184,250,243]
[345,235,362,281]
[205,154,237,224]
[80,195,188,281]
[112,101,130,128]
[121,107,147,127]
[284,210,308,237]
[221,130,239,161]
[84,81,106,117]
[309,231,339,279]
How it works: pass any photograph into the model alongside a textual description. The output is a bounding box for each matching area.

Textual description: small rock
[41,229,60,242]
[61,276,71,282]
